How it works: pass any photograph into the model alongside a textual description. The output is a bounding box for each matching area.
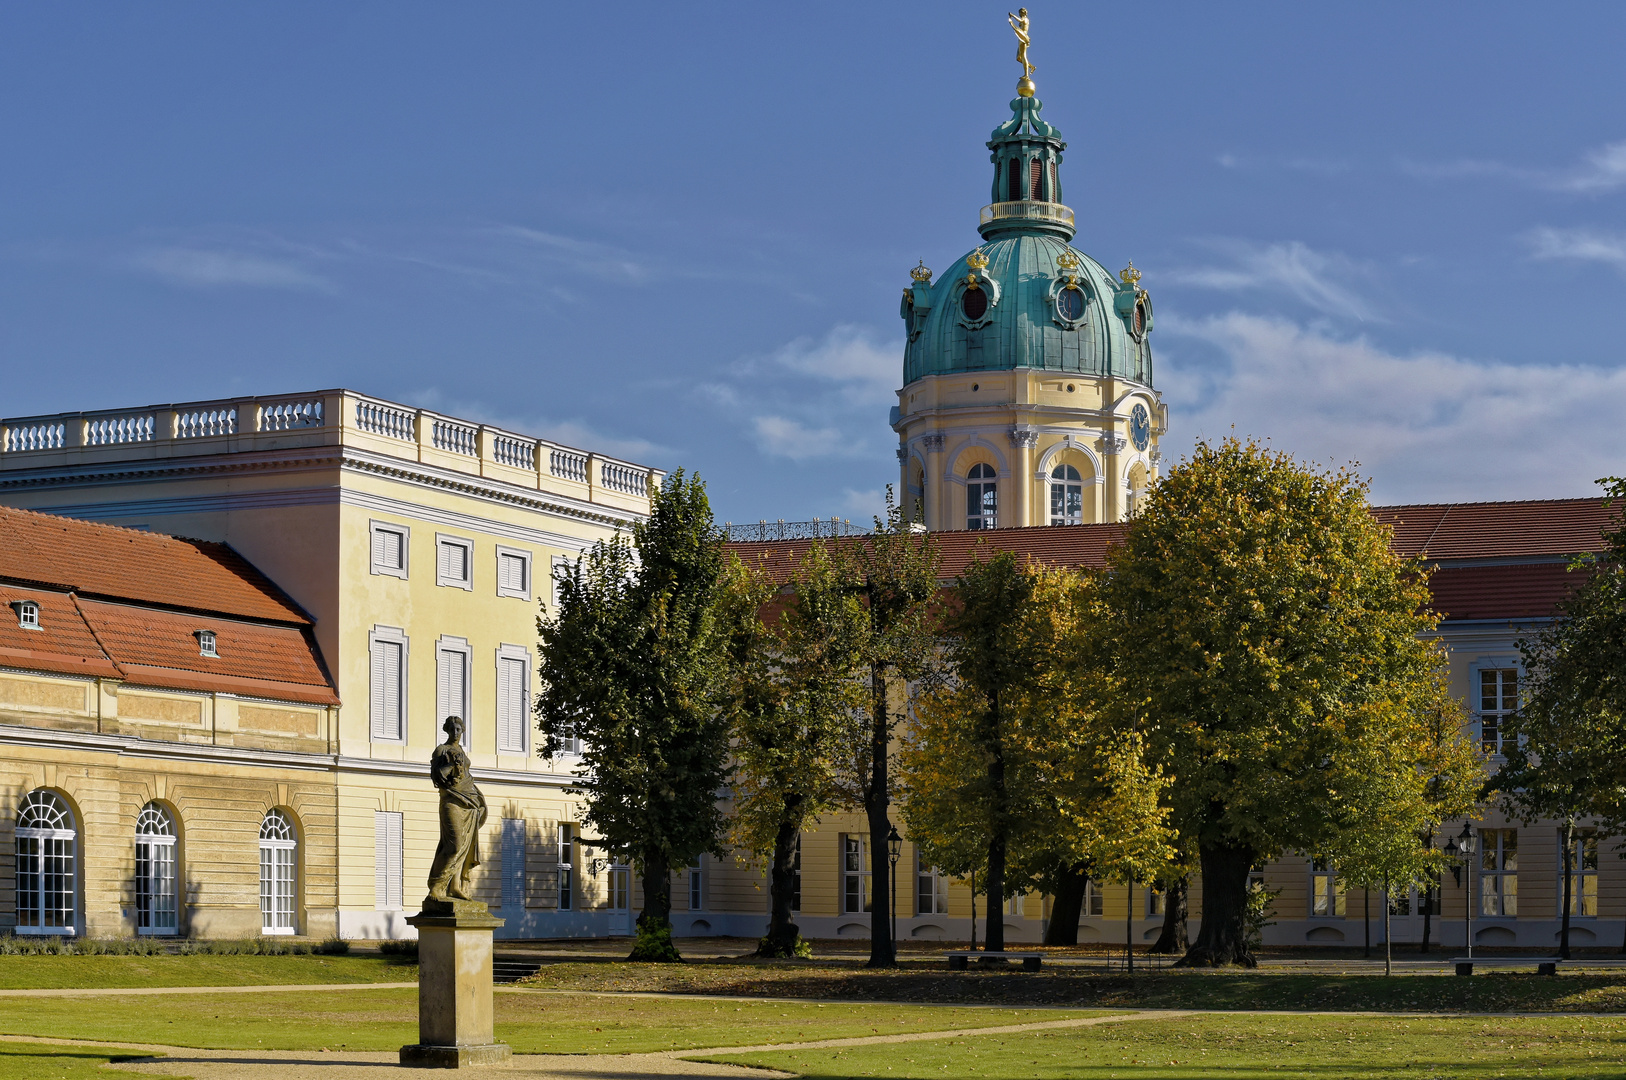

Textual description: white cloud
[750,415,847,461]
[1552,141,1626,193]
[768,324,901,403]
[404,389,666,464]
[1167,241,1376,321]
[1527,227,1626,269]
[1402,139,1626,194]
[1165,313,1626,504]
[488,225,649,283]
[129,247,332,291]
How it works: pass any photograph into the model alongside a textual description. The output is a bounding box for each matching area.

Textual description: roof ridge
[67,592,123,677]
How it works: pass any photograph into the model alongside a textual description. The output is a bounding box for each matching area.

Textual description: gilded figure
[1009,9,1034,80]
[425,715,487,904]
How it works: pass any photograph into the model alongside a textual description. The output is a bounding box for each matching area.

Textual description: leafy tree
[900,553,1173,953]
[535,471,730,961]
[720,544,868,958]
[1103,437,1474,967]
[1503,478,1626,956]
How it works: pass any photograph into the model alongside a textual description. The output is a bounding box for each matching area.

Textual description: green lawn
[0,988,1106,1055]
[0,1042,185,1080]
[707,1013,1626,1079]
[0,953,414,990]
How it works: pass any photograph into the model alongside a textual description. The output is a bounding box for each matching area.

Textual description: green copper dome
[900,93,1154,386]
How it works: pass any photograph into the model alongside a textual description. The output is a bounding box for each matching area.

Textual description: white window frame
[495,644,531,755]
[550,555,571,610]
[1310,856,1345,917]
[841,834,872,914]
[369,625,409,744]
[435,534,474,591]
[1084,878,1105,918]
[966,463,997,530]
[435,635,473,729]
[790,835,802,912]
[557,824,574,911]
[16,790,77,935]
[13,601,40,630]
[1476,664,1520,757]
[259,810,298,935]
[916,856,947,915]
[369,520,410,580]
[1561,828,1599,918]
[496,546,532,601]
[688,856,704,911]
[195,629,218,658]
[502,818,526,910]
[135,803,178,935]
[1480,828,1518,917]
[374,810,403,911]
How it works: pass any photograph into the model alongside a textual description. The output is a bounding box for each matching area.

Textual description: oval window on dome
[961,287,988,322]
[1057,286,1084,321]
[1132,298,1147,338]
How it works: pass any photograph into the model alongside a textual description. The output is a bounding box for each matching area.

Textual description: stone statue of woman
[425,715,487,905]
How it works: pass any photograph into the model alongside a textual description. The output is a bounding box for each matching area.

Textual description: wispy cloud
[750,415,846,461]
[768,324,899,403]
[486,226,650,283]
[128,247,333,292]
[1166,241,1377,321]
[1527,227,1626,269]
[405,388,667,464]
[1165,313,1626,503]
[1402,139,1626,194]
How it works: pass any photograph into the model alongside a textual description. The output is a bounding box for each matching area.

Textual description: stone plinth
[399,900,511,1068]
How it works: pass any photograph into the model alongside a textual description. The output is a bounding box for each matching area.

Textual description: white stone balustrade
[0,391,659,511]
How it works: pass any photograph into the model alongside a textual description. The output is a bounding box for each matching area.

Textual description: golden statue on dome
[1009,9,1036,96]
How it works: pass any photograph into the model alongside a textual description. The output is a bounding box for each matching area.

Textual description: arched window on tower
[136,803,178,935]
[966,463,997,530]
[1049,160,1059,202]
[909,462,926,526]
[16,790,76,935]
[1050,464,1084,526]
[1008,158,1022,202]
[259,809,298,935]
[1030,158,1044,201]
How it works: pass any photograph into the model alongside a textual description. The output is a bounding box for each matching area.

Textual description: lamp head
[886,825,903,863]
[1458,821,1476,854]
[1444,838,1459,858]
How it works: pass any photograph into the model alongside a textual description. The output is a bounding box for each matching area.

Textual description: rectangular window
[502,818,525,910]
[688,857,704,911]
[842,835,872,913]
[917,858,947,915]
[1479,828,1518,916]
[436,637,471,726]
[1147,887,1165,918]
[558,824,574,911]
[551,555,570,609]
[1310,857,1345,916]
[1479,668,1518,755]
[1004,892,1024,916]
[1562,829,1598,917]
[436,535,473,590]
[369,627,408,742]
[370,521,409,579]
[496,646,530,754]
[374,811,403,911]
[1084,879,1105,917]
[790,835,802,912]
[497,548,531,600]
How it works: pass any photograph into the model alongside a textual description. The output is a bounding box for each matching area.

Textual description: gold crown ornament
[1056,249,1080,271]
[910,260,933,283]
[1119,261,1142,287]
[966,248,990,271]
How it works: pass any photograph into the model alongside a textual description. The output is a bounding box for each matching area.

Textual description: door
[607,861,631,935]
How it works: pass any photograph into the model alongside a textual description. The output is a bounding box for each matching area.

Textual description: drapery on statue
[1009,8,1034,80]
[425,715,487,904]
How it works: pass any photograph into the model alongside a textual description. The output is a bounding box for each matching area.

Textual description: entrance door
[607,862,631,935]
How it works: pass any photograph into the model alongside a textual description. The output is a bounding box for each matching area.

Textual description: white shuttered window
[370,522,409,578]
[502,817,525,909]
[374,811,403,910]
[497,548,531,600]
[496,646,529,754]
[436,536,473,590]
[369,627,407,742]
[436,638,471,725]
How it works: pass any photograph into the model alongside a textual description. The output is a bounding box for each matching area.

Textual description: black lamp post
[886,825,903,961]
[1444,822,1476,959]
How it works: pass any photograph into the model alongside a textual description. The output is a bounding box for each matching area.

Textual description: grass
[0,988,1107,1055]
[518,959,1626,1012]
[707,1013,1626,1079]
[0,953,415,990]
[0,1041,186,1080]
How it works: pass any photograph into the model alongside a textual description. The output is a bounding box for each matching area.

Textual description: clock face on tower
[1130,404,1151,451]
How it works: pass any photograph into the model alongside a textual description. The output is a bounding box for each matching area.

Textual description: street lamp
[886,825,903,962]
[1456,822,1476,959]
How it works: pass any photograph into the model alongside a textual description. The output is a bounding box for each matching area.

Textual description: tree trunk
[1150,876,1188,954]
[1560,819,1574,962]
[1419,831,1434,954]
[983,699,1008,955]
[1044,863,1089,946]
[1177,841,1258,968]
[969,869,977,952]
[759,809,803,958]
[864,663,895,967]
[1383,877,1393,977]
[630,849,680,961]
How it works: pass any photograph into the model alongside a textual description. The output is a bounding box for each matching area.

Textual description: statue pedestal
[399,900,511,1068]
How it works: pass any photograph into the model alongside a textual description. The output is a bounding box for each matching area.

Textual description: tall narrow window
[135,803,177,935]
[1004,893,1024,916]
[790,835,802,912]
[369,627,407,742]
[966,463,997,530]
[1479,669,1518,754]
[259,810,297,934]
[1007,158,1021,202]
[502,818,525,911]
[1049,160,1058,203]
[436,638,471,727]
[1479,828,1518,916]
[1310,857,1345,916]
[688,856,704,911]
[842,835,872,913]
[917,857,947,915]
[1084,878,1105,917]
[374,810,402,911]
[1147,887,1165,918]
[1562,829,1598,916]
[1029,157,1044,200]
[1050,464,1084,525]
[557,824,574,911]
[15,790,75,935]
[496,647,529,754]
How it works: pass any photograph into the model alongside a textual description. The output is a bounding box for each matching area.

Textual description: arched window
[1030,158,1044,201]
[1050,464,1084,526]
[1049,160,1059,203]
[966,463,998,530]
[136,803,178,935]
[909,462,926,526]
[16,790,75,935]
[1007,158,1022,202]
[259,809,297,935]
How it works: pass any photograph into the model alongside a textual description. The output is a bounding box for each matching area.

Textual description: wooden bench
[1450,957,1560,976]
[945,951,1043,971]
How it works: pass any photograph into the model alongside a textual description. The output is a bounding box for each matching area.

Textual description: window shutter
[374,811,402,910]
[372,529,386,568]
[497,655,526,753]
[371,639,402,740]
[502,818,524,909]
[437,541,453,582]
[374,528,402,571]
[436,649,454,721]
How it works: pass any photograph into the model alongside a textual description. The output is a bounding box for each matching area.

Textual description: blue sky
[3,3,1624,524]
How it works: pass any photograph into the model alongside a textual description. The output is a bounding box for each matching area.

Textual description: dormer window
[12,601,40,630]
[195,630,218,658]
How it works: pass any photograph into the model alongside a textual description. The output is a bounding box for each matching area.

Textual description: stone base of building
[398,1042,512,1068]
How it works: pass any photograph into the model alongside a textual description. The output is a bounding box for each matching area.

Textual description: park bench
[1450,957,1560,976]
[945,950,1043,971]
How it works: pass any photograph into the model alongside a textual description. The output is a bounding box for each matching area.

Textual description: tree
[899,552,1174,954]
[1501,477,1626,955]
[535,471,731,961]
[835,491,940,967]
[1103,437,1474,967]
[720,544,868,958]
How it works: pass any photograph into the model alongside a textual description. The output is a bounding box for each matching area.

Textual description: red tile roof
[1425,563,1591,623]
[0,505,310,624]
[0,585,120,679]
[1374,498,1617,562]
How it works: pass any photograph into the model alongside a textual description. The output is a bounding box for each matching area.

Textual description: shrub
[315,938,350,955]
[378,939,419,959]
[628,922,683,963]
